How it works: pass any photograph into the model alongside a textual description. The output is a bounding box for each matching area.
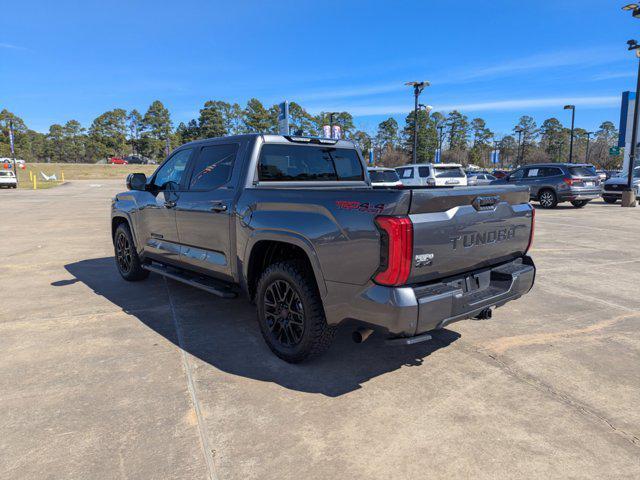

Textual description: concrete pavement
[1,180,639,479]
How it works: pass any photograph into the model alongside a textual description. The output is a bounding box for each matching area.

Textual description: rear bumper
[323,256,536,341]
[558,188,600,201]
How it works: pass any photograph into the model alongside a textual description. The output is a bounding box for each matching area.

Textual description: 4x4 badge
[415,253,434,267]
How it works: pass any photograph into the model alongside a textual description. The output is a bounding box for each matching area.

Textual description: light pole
[405,81,430,164]
[327,112,339,138]
[564,105,576,163]
[622,34,640,207]
[585,131,595,162]
[515,126,524,165]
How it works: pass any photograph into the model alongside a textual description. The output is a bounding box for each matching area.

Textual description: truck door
[174,143,239,282]
[139,148,193,264]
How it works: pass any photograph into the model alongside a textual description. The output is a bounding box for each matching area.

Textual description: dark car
[601,166,640,204]
[493,163,601,208]
[111,134,535,362]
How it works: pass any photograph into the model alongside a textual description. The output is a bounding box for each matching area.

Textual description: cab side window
[398,167,414,179]
[189,144,238,190]
[152,149,192,190]
[510,169,525,180]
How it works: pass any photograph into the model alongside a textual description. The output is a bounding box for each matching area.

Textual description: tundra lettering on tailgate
[450,226,516,250]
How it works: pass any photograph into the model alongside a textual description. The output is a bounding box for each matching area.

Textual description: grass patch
[17,180,64,189]
[17,163,157,183]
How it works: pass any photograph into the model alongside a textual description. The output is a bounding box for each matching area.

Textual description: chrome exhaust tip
[352,327,374,343]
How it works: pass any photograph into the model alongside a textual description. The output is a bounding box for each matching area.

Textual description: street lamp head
[563,105,575,110]
[405,81,430,87]
[623,3,639,10]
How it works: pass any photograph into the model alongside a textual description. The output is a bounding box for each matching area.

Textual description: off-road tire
[256,260,335,363]
[571,200,589,208]
[602,196,618,204]
[114,223,149,281]
[538,189,558,209]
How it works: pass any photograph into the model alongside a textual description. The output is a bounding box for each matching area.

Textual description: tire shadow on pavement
[58,257,459,397]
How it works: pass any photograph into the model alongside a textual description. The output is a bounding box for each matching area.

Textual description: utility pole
[8,121,18,185]
[437,124,445,163]
[405,81,430,164]
[564,105,576,163]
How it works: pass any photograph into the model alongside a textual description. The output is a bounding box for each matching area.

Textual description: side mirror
[126,173,147,191]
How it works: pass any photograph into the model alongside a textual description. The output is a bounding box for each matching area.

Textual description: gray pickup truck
[111,134,535,362]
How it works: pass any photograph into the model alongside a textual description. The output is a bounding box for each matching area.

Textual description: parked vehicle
[466,173,478,186]
[395,163,468,187]
[492,163,601,208]
[124,155,153,165]
[492,170,510,179]
[0,170,17,188]
[112,134,535,362]
[601,166,640,204]
[469,173,497,186]
[367,167,402,188]
[108,157,128,165]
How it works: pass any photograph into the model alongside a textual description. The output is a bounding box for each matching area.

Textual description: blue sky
[1,0,637,137]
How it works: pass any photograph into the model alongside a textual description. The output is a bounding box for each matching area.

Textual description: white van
[395,163,467,187]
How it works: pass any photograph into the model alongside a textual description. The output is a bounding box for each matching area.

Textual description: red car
[492,170,510,179]
[108,157,128,165]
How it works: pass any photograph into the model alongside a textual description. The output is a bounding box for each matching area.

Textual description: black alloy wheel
[263,279,305,347]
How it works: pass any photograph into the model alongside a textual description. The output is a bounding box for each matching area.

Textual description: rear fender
[242,230,327,297]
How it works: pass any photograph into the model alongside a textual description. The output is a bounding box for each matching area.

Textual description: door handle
[210,202,227,212]
[164,200,177,208]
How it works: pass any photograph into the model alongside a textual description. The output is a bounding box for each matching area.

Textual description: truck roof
[181,133,357,150]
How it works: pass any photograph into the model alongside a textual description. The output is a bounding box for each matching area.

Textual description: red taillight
[563,177,574,186]
[525,207,535,254]
[374,216,413,286]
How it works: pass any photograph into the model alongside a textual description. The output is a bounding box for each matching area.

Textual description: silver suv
[494,163,601,208]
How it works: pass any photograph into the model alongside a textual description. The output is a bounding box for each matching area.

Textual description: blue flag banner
[491,149,500,164]
[434,148,441,163]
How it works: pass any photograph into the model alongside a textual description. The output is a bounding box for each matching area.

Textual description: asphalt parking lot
[1,180,639,479]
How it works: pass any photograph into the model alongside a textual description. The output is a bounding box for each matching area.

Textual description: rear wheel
[114,223,149,281]
[602,196,618,204]
[571,200,589,208]
[538,189,558,209]
[256,261,335,363]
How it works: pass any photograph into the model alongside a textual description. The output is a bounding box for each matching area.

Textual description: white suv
[395,163,467,187]
[0,170,17,189]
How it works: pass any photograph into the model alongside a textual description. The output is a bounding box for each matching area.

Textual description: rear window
[368,170,399,183]
[0,171,14,177]
[433,166,465,178]
[569,166,596,177]
[258,144,363,181]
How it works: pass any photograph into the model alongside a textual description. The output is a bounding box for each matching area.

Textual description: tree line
[0,98,620,169]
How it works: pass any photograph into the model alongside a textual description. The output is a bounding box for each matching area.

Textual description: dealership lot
[1,181,639,479]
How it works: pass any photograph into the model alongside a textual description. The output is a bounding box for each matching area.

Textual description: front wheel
[538,190,558,209]
[114,223,149,281]
[256,261,335,363]
[571,200,590,208]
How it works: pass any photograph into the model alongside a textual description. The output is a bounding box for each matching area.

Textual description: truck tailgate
[408,185,533,284]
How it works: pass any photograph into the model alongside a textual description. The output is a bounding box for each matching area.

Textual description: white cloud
[288,47,625,104]
[591,71,635,81]
[317,96,620,116]
[0,42,27,50]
